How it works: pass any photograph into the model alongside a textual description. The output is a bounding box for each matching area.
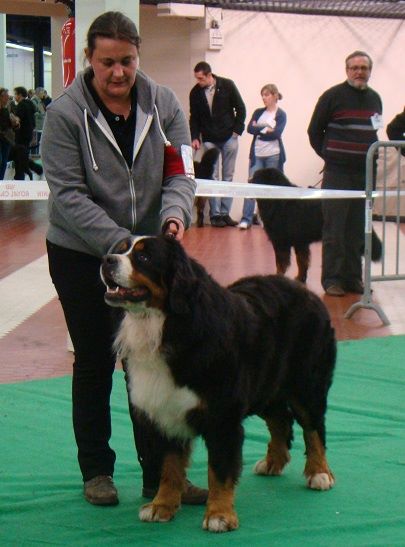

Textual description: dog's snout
[103,254,119,266]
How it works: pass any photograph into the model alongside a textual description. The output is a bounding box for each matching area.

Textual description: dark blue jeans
[204,136,239,219]
[47,240,165,488]
[240,154,281,225]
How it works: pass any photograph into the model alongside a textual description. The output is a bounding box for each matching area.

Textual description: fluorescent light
[6,42,52,56]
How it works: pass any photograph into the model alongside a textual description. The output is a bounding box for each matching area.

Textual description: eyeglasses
[347,65,370,72]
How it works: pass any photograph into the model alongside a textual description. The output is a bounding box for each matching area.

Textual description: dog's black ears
[169,264,199,315]
[170,276,200,315]
[164,240,199,315]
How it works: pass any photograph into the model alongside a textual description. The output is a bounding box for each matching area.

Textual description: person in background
[41,11,205,507]
[30,87,47,155]
[31,87,46,131]
[0,88,17,179]
[42,90,52,109]
[238,83,287,229]
[13,86,36,153]
[308,50,383,296]
[189,61,246,227]
[387,106,405,156]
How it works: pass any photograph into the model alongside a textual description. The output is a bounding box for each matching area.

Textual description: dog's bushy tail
[371,229,382,262]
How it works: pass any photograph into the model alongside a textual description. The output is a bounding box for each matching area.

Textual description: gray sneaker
[84,475,119,506]
[325,284,346,297]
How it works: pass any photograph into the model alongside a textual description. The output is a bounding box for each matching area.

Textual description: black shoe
[211,216,227,227]
[221,214,238,227]
[84,475,119,506]
[142,479,208,505]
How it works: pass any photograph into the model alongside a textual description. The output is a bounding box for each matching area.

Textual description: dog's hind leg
[302,429,334,490]
[295,245,311,283]
[195,197,206,227]
[274,246,291,276]
[290,398,334,490]
[254,405,293,476]
[139,447,190,523]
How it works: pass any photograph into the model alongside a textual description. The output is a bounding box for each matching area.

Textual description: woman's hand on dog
[162,218,185,241]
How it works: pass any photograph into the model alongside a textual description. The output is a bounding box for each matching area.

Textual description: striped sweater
[307,81,382,172]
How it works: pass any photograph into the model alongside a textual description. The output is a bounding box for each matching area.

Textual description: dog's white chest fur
[116,311,199,440]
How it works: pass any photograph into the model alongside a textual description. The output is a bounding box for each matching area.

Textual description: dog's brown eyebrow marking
[134,241,146,251]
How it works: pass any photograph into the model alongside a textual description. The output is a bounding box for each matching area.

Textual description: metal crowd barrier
[345,141,405,325]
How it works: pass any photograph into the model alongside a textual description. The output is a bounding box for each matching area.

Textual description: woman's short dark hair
[86,11,141,56]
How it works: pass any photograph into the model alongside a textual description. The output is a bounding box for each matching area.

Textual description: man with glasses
[307,51,382,296]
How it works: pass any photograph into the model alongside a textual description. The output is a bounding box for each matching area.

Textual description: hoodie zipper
[83,106,168,233]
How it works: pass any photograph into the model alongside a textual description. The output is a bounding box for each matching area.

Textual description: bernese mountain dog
[254,167,382,283]
[101,235,336,533]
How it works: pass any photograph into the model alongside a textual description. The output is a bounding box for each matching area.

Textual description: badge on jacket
[181,144,195,179]
[370,113,383,130]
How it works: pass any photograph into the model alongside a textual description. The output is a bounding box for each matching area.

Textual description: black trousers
[47,240,166,488]
[321,169,366,290]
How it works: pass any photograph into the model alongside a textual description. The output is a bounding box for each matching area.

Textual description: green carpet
[1,336,405,546]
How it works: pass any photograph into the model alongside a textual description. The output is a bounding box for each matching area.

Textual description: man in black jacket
[190,62,246,227]
[13,86,36,152]
[308,51,382,297]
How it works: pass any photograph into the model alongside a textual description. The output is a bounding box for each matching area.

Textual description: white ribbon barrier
[0,181,50,201]
[1,179,404,201]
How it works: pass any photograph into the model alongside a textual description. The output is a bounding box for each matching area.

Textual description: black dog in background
[255,168,382,283]
[8,144,43,181]
[194,148,220,227]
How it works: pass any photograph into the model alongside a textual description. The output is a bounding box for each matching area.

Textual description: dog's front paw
[139,502,178,523]
[307,472,335,490]
[202,510,239,533]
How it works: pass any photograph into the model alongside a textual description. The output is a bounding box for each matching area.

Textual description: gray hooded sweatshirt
[41,69,196,258]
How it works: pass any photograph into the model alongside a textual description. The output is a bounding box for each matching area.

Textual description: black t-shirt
[84,71,137,168]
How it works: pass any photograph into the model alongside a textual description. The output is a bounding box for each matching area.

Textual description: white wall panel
[139,8,405,194]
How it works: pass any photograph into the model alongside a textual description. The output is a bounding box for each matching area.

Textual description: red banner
[61,17,75,88]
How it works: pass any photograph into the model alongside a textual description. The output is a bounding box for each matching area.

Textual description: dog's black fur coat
[102,236,336,530]
[254,167,382,282]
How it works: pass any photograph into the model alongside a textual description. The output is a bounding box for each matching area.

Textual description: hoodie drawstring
[84,108,99,171]
[154,105,171,147]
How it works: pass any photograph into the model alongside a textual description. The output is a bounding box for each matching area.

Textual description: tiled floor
[1,200,404,384]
